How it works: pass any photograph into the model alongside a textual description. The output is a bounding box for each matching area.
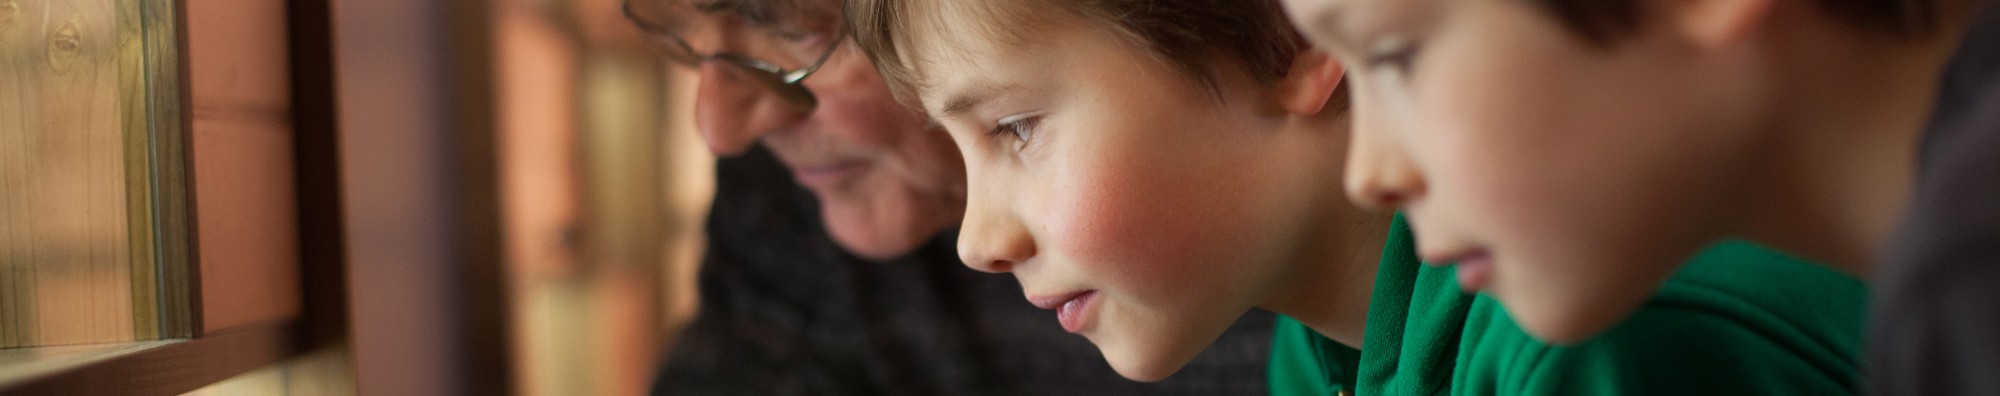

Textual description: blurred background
[0,0,717,394]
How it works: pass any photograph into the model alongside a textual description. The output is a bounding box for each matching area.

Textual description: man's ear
[1667,0,1775,49]
[1276,48,1347,116]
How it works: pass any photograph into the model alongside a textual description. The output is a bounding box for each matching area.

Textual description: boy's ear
[1666,0,1775,49]
[1276,48,1346,116]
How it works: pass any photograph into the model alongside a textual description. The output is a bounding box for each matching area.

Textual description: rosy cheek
[1039,160,1232,297]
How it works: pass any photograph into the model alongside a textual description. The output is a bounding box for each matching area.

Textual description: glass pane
[0,0,187,348]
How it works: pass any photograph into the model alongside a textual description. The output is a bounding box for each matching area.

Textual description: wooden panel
[184,0,301,334]
[0,0,138,348]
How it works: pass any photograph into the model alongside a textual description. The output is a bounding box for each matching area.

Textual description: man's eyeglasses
[622,0,845,111]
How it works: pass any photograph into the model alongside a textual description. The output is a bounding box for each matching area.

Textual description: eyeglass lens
[626,0,841,73]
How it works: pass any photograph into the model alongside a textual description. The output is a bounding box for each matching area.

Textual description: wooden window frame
[0,0,347,392]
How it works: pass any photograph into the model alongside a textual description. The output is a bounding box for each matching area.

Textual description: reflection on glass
[0,0,185,349]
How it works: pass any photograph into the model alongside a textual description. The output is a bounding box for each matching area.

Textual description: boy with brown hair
[1280,0,1999,393]
[622,0,1277,393]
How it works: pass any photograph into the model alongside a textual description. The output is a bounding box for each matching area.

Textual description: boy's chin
[1499,284,1651,345]
[1093,335,1205,382]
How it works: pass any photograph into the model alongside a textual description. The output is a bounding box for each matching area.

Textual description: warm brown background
[2,0,712,394]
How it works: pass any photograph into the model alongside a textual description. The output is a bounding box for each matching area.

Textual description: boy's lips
[1029,290,1100,333]
[1428,250,1495,292]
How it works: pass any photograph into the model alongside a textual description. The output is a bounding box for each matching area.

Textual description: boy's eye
[1365,37,1421,76]
[991,115,1042,151]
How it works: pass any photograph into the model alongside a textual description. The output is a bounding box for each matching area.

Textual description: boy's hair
[1535,0,1938,43]
[847,0,1308,107]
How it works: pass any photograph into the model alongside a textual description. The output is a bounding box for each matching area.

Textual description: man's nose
[693,62,807,156]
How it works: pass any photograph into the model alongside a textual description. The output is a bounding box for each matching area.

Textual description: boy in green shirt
[1277,0,1996,392]
[1269,219,1864,395]
[844,0,1866,393]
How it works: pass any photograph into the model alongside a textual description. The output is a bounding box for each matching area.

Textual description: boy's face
[1282,0,1767,342]
[912,8,1347,381]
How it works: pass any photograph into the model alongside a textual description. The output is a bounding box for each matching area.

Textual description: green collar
[1321,216,1475,395]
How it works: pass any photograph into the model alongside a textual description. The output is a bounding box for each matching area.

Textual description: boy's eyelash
[1365,38,1422,72]
[1367,48,1417,70]
[990,116,1042,148]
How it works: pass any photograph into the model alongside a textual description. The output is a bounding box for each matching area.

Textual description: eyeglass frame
[621,0,846,111]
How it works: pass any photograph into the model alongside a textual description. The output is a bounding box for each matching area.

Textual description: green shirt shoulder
[1452,241,1865,396]
[1269,218,1865,396]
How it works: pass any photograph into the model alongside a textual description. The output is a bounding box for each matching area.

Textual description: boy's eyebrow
[937,94,985,119]
[936,83,1024,119]
[1300,2,1362,53]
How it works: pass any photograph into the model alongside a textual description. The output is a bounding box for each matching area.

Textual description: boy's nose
[957,195,1035,274]
[693,62,807,156]
[1344,118,1425,211]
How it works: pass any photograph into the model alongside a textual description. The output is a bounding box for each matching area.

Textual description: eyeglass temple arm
[784,32,844,84]
[621,0,675,35]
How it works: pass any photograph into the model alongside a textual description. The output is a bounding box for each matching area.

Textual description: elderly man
[623,0,1274,394]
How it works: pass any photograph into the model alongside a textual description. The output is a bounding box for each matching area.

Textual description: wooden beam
[0,323,295,396]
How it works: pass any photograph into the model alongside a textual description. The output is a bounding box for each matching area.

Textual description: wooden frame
[336,0,516,392]
[446,1,516,393]
[0,0,343,392]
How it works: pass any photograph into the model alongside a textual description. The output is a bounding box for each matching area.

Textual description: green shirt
[1269,218,1865,395]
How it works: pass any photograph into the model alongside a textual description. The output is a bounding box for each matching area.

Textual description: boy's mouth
[1029,290,1100,333]
[1432,250,1495,293]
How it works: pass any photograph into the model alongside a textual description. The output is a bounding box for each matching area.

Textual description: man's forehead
[689,0,802,18]
[629,0,832,31]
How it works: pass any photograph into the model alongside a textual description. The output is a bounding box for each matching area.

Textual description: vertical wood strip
[84,0,130,344]
[147,0,193,340]
[0,0,23,348]
[117,0,159,341]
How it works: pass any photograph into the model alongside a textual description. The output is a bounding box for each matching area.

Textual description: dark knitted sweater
[1870,3,2000,394]
[650,145,1273,395]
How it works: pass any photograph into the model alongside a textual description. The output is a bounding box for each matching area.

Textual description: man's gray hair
[626,0,827,29]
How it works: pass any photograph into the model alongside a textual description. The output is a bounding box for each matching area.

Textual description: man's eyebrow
[690,0,737,12]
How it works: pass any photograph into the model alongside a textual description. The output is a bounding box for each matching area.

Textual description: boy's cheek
[1042,163,1259,297]
[1043,172,1196,278]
